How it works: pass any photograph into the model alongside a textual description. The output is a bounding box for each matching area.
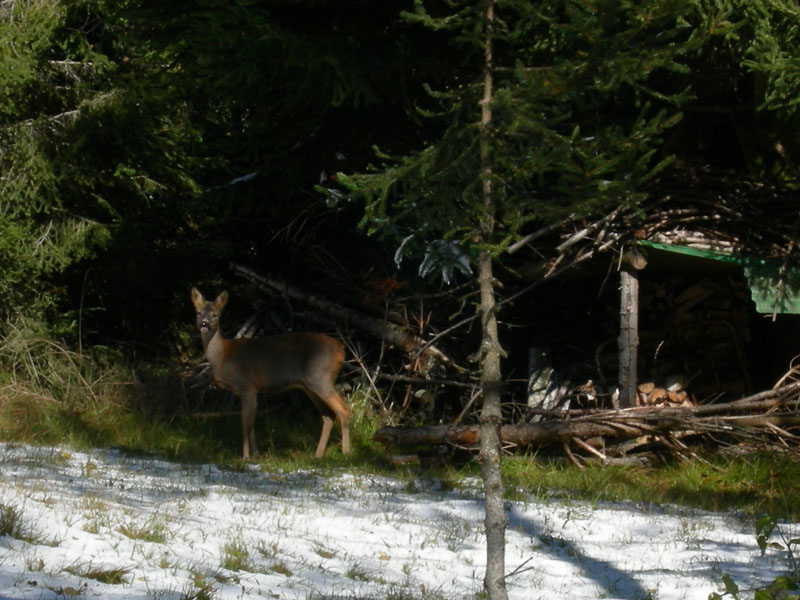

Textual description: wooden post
[618,269,639,408]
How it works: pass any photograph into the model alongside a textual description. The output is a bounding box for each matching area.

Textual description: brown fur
[191,288,350,460]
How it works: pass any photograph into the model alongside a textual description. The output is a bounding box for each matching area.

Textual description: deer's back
[216,332,343,394]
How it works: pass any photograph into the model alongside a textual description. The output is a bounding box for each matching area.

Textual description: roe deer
[190,288,350,460]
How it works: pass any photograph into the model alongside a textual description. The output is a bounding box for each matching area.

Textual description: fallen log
[374,419,645,449]
[374,413,800,451]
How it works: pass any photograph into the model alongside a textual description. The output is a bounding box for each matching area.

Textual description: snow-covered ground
[0,443,794,600]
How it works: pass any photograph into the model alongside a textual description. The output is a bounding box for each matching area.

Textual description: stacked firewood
[636,381,694,408]
[637,274,754,402]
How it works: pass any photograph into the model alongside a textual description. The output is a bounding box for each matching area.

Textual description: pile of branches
[519,167,800,271]
[374,380,800,465]
[638,168,800,260]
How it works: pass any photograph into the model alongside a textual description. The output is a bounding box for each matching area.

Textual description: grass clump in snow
[0,502,48,545]
[269,560,293,576]
[255,540,280,559]
[118,516,169,543]
[181,573,217,600]
[63,561,131,585]
[345,561,371,581]
[312,542,336,559]
[220,539,256,572]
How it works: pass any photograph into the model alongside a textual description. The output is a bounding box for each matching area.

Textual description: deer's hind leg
[307,391,349,458]
[330,391,350,456]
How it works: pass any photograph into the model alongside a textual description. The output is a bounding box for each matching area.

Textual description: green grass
[0,323,378,468]
[500,451,800,520]
[117,516,169,543]
[2,324,799,521]
[0,324,251,462]
[63,562,131,585]
[0,502,49,544]
[181,575,217,600]
[220,539,256,572]
[180,573,218,600]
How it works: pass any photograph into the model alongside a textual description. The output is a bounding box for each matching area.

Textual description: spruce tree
[0,0,112,326]
[336,1,709,596]
[0,0,206,336]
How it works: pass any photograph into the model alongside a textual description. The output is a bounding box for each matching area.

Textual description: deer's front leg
[240,390,259,460]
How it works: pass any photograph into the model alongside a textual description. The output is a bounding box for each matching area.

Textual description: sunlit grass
[2,323,799,521]
[181,573,217,600]
[502,451,800,520]
[0,324,237,462]
[118,516,170,544]
[0,502,49,545]
[63,561,131,585]
[220,539,255,573]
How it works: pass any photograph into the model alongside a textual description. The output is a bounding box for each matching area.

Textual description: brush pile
[374,370,800,465]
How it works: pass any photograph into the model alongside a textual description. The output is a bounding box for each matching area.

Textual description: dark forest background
[1,0,798,427]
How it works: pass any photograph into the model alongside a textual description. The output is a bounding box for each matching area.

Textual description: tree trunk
[477,2,508,599]
[478,250,508,599]
[618,269,639,408]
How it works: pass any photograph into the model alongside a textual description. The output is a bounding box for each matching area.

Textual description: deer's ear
[215,291,229,310]
[190,287,205,309]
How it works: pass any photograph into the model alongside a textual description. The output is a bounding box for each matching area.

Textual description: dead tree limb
[376,372,478,389]
[232,264,454,370]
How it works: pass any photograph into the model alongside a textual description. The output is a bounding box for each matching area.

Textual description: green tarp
[638,240,800,315]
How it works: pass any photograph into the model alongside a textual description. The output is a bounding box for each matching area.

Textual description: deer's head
[190,288,228,335]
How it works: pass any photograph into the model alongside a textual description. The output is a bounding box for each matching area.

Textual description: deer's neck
[201,329,226,368]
